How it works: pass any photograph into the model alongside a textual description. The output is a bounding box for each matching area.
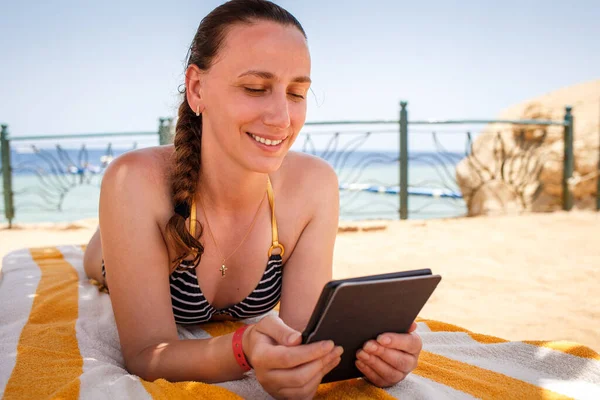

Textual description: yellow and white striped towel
[1,245,599,399]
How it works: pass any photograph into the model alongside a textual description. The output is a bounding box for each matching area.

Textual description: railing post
[1,124,15,228]
[158,117,174,145]
[399,101,408,220]
[562,106,574,211]
[158,118,166,145]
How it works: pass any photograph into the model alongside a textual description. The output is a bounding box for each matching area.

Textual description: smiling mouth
[246,132,287,146]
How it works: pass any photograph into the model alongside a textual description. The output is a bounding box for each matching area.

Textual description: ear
[185,64,206,114]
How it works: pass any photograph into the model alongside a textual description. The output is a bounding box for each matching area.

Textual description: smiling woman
[81,1,420,398]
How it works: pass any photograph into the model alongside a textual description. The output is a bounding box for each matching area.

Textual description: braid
[164,101,204,271]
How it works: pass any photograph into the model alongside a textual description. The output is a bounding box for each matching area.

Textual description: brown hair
[165,0,307,271]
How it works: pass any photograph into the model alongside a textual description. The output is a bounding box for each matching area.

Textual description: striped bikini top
[170,176,285,325]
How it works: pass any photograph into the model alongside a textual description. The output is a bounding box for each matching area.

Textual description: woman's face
[195,21,311,173]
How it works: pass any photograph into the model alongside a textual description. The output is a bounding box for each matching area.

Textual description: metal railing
[1,102,589,227]
[1,118,173,227]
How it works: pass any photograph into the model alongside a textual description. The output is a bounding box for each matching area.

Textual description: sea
[1,136,468,224]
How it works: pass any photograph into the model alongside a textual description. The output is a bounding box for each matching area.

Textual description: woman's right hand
[242,315,343,400]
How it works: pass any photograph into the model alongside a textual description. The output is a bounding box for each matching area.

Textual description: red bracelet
[232,325,252,372]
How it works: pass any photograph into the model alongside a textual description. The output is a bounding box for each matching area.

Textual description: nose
[262,91,291,130]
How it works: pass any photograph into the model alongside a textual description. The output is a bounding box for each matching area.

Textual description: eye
[244,87,265,94]
[288,93,305,99]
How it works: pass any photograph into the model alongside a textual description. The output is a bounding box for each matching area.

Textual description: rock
[456,79,600,216]
[468,179,523,216]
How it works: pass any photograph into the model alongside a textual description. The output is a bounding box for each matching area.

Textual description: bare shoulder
[276,151,339,220]
[101,145,174,219]
[280,151,338,182]
[102,145,172,186]
[280,151,338,192]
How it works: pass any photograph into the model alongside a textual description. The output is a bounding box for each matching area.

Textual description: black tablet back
[303,273,441,383]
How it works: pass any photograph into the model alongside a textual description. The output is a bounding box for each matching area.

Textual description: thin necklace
[198,186,267,278]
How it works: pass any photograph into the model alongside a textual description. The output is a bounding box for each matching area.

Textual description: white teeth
[249,133,284,146]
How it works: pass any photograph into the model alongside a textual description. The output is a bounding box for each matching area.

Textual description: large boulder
[456,79,600,216]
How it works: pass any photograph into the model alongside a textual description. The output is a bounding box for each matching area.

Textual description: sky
[1,0,599,151]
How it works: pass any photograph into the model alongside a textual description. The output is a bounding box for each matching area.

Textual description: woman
[83,1,421,398]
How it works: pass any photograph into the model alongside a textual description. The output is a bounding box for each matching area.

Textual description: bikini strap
[188,176,284,257]
[190,196,197,238]
[267,176,285,258]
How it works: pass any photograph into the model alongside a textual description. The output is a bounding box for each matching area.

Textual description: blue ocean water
[1,146,467,224]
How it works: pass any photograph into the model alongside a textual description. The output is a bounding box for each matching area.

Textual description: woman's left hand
[355,322,422,388]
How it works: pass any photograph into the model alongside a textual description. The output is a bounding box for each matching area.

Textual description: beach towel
[1,245,599,400]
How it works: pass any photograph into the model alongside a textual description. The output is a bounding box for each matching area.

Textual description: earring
[195,104,200,117]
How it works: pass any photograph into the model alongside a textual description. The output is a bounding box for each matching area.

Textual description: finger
[265,340,338,369]
[356,359,391,388]
[308,347,342,383]
[270,347,342,389]
[375,331,422,355]
[356,348,406,385]
[254,315,302,346]
[299,354,341,395]
[277,356,336,400]
[360,344,418,374]
[408,322,418,333]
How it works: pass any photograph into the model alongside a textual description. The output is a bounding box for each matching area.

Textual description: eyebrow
[237,70,311,84]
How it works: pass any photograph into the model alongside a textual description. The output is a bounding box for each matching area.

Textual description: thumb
[257,315,302,346]
[408,322,418,333]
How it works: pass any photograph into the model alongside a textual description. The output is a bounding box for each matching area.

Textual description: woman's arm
[99,151,250,382]
[277,156,340,332]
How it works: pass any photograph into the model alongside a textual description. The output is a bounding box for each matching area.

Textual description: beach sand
[1,211,598,351]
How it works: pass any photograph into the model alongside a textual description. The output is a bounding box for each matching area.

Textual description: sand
[1,211,599,351]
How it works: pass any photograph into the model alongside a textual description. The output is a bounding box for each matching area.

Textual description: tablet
[301,269,441,383]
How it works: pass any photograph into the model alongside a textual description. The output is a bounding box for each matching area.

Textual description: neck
[196,144,268,216]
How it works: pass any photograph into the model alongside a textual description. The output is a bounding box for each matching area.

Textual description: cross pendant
[220,264,227,277]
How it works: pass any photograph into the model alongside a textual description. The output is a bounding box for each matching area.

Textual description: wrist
[241,324,255,368]
[232,324,254,372]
